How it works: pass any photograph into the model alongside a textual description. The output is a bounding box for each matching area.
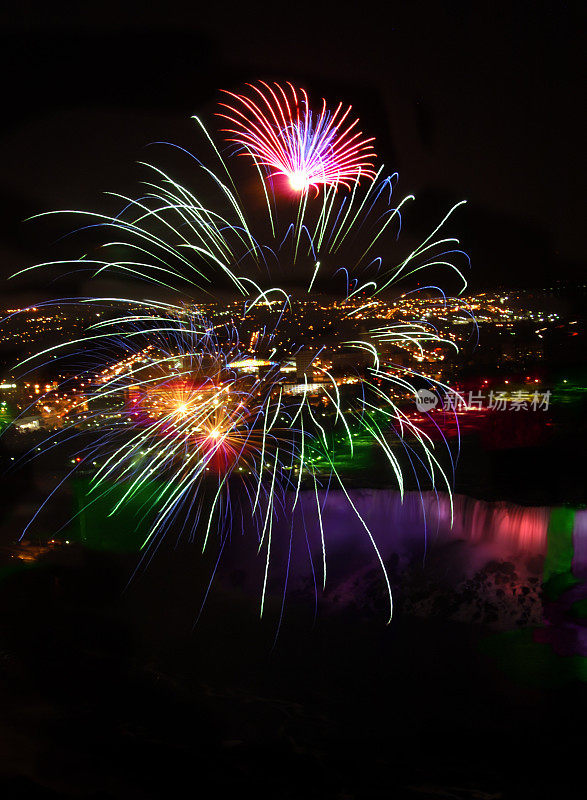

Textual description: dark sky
[1,1,583,297]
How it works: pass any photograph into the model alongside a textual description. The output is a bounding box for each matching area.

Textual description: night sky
[1,10,587,796]
[1,1,582,296]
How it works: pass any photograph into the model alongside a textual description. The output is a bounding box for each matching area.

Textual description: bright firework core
[288,171,311,193]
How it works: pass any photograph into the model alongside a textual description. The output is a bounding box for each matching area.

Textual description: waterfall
[288,489,551,572]
[221,489,577,630]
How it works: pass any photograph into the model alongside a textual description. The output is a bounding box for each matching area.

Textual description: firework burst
[218,81,377,194]
[9,85,471,625]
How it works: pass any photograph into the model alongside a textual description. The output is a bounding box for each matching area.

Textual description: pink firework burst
[218,81,377,193]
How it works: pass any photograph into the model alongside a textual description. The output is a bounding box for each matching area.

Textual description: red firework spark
[218,81,377,193]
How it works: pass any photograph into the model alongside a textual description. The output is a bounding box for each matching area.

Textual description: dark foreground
[0,545,586,800]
